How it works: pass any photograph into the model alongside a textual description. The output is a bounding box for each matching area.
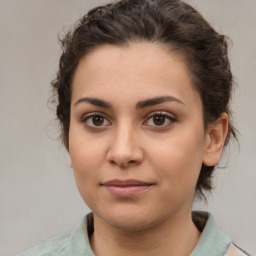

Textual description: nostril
[110,159,138,168]
[106,143,144,168]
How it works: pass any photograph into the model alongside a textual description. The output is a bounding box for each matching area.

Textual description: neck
[90,211,201,256]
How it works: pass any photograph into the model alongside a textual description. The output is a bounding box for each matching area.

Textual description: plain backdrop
[0,0,255,255]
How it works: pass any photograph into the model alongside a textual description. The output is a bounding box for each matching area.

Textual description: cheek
[147,131,205,190]
[69,136,102,207]
[69,129,106,187]
[69,123,105,166]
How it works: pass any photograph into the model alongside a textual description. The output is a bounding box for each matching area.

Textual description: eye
[144,112,176,128]
[81,113,111,128]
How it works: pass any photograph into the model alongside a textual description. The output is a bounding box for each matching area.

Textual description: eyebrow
[74,97,113,108]
[74,95,185,109]
[136,96,185,109]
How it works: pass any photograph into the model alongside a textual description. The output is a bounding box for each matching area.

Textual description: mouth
[101,179,154,197]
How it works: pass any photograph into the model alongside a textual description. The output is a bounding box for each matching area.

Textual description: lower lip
[103,185,152,197]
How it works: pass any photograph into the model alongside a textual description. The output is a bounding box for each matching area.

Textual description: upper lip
[101,179,153,186]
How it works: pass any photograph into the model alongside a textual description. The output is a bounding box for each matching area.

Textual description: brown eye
[153,115,166,126]
[82,113,111,128]
[144,112,177,129]
[92,116,104,126]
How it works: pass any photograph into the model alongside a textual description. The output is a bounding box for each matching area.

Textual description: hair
[51,0,237,199]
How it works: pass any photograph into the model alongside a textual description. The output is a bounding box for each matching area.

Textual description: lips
[101,179,154,197]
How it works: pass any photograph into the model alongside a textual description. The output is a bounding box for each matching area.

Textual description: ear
[203,113,229,166]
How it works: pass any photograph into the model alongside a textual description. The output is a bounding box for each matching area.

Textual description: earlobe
[203,113,229,166]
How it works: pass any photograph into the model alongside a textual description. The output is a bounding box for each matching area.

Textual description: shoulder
[225,243,254,256]
[17,233,71,256]
[191,212,254,256]
[18,214,95,256]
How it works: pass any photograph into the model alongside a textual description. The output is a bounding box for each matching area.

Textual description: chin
[106,217,154,232]
[94,205,167,232]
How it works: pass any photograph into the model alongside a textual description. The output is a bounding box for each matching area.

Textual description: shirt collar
[69,211,231,256]
[190,211,231,256]
[70,213,95,256]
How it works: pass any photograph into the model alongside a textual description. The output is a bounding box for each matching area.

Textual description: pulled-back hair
[52,0,237,199]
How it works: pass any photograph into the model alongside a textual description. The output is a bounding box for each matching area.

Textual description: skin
[69,42,228,256]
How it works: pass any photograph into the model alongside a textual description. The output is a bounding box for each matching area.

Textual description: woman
[19,0,252,255]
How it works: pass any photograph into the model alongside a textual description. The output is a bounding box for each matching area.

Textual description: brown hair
[52,0,237,199]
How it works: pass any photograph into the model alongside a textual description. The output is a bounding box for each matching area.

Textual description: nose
[106,124,144,168]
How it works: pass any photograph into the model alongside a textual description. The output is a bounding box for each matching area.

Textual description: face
[69,42,209,231]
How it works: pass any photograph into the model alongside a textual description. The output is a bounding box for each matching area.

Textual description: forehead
[72,42,201,108]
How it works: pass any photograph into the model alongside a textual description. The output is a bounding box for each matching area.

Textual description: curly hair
[51,0,237,199]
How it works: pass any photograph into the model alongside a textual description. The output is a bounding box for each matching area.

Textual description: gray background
[0,0,255,255]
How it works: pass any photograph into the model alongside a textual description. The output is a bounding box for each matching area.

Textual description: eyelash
[143,112,177,129]
[81,111,177,130]
[81,112,111,129]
